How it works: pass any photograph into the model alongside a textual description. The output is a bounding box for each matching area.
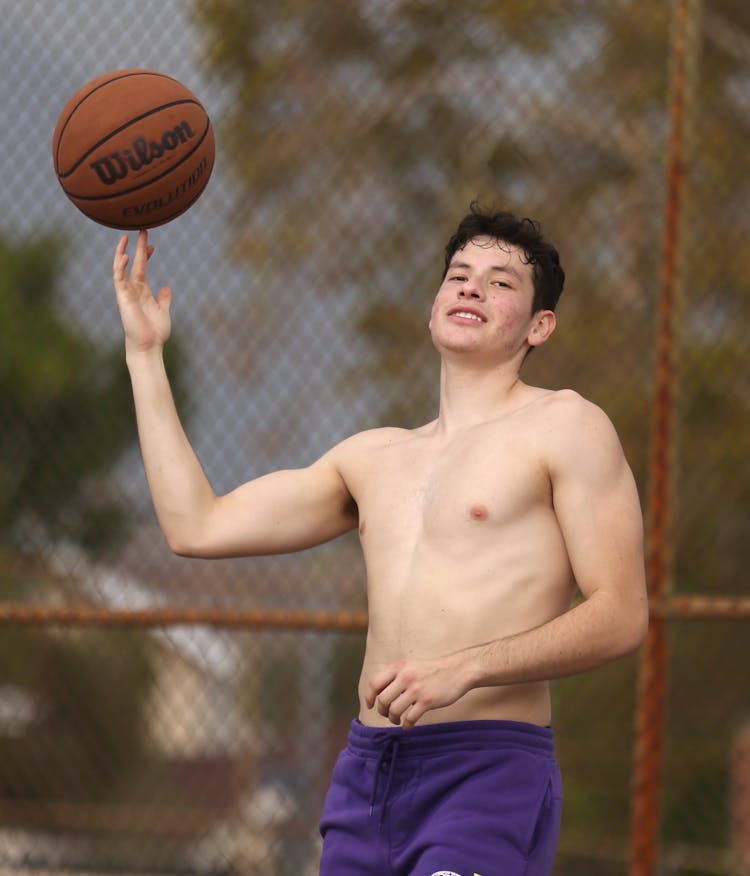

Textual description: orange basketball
[52,69,215,230]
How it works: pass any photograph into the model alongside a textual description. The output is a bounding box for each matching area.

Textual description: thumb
[156,286,172,311]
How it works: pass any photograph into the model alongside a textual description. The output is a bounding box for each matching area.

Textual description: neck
[435,355,526,433]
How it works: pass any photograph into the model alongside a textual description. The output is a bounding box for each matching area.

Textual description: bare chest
[351,426,551,545]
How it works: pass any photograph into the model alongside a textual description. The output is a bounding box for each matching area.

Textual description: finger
[401,704,415,731]
[366,666,398,709]
[131,229,150,280]
[401,702,426,731]
[156,286,172,311]
[113,234,129,280]
[374,687,393,716]
[386,691,416,725]
[374,678,406,718]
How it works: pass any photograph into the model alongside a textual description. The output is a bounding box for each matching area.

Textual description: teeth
[453,311,483,322]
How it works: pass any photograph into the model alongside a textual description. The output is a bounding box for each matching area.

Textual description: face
[429,237,555,362]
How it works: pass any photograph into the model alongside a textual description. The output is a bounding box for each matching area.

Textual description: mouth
[447,307,486,323]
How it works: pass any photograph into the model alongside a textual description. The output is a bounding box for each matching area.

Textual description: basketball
[52,69,215,230]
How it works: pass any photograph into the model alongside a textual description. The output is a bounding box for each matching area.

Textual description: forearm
[126,347,216,552]
[366,588,647,730]
[464,589,648,690]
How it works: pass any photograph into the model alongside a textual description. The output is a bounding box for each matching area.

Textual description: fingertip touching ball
[52,69,215,229]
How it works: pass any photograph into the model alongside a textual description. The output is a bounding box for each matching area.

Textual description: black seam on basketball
[65,118,212,202]
[54,71,182,170]
[57,99,205,179]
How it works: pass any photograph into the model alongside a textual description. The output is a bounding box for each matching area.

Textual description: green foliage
[0,235,133,554]
[0,234,187,555]
[553,654,640,834]
[0,233,185,822]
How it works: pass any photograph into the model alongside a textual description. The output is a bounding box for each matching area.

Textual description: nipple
[359,520,367,535]
[469,504,489,521]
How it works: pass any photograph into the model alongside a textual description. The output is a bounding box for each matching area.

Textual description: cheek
[494,298,530,328]
[428,297,443,328]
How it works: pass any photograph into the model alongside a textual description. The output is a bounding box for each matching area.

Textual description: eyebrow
[448,260,523,281]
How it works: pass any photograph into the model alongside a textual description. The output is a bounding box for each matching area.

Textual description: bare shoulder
[532,389,627,473]
[324,424,425,468]
[533,387,616,434]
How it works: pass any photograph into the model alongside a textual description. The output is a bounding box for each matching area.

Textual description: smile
[450,310,485,323]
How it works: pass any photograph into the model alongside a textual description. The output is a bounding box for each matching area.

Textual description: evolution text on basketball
[121,156,210,221]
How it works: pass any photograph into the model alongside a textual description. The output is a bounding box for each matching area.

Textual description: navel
[469,504,489,521]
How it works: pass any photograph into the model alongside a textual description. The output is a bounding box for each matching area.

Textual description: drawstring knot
[368,735,402,828]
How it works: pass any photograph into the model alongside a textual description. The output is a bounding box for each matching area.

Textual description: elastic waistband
[348,718,555,759]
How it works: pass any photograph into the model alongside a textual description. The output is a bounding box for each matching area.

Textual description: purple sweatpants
[319,719,562,876]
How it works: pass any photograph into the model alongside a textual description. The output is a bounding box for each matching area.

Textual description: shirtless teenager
[112,204,648,876]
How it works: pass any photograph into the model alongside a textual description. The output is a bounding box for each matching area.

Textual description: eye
[448,274,466,282]
[492,280,511,288]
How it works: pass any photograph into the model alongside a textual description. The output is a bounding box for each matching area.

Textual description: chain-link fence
[1,1,749,874]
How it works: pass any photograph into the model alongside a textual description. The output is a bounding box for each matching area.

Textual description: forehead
[452,237,532,280]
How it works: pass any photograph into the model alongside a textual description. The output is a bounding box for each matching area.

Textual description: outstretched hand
[113,229,172,355]
[366,653,473,731]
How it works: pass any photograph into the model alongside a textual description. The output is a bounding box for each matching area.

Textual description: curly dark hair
[443,201,565,314]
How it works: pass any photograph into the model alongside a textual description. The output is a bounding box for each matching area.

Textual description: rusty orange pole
[629,1,697,873]
[0,603,369,632]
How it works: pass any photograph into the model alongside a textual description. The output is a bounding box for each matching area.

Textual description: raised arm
[113,231,357,559]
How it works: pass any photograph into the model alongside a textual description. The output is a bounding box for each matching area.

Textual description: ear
[527,310,556,348]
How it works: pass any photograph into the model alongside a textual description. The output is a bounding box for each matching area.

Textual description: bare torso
[338,389,577,727]
[113,229,646,736]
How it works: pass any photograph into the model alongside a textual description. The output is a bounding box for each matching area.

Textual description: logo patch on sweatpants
[428,872,485,876]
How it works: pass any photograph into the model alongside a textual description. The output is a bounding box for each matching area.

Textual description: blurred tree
[0,234,133,556]
[191,0,589,431]
[0,234,185,852]
[0,234,186,558]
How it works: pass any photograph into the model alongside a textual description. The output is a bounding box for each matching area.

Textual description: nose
[459,277,483,300]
